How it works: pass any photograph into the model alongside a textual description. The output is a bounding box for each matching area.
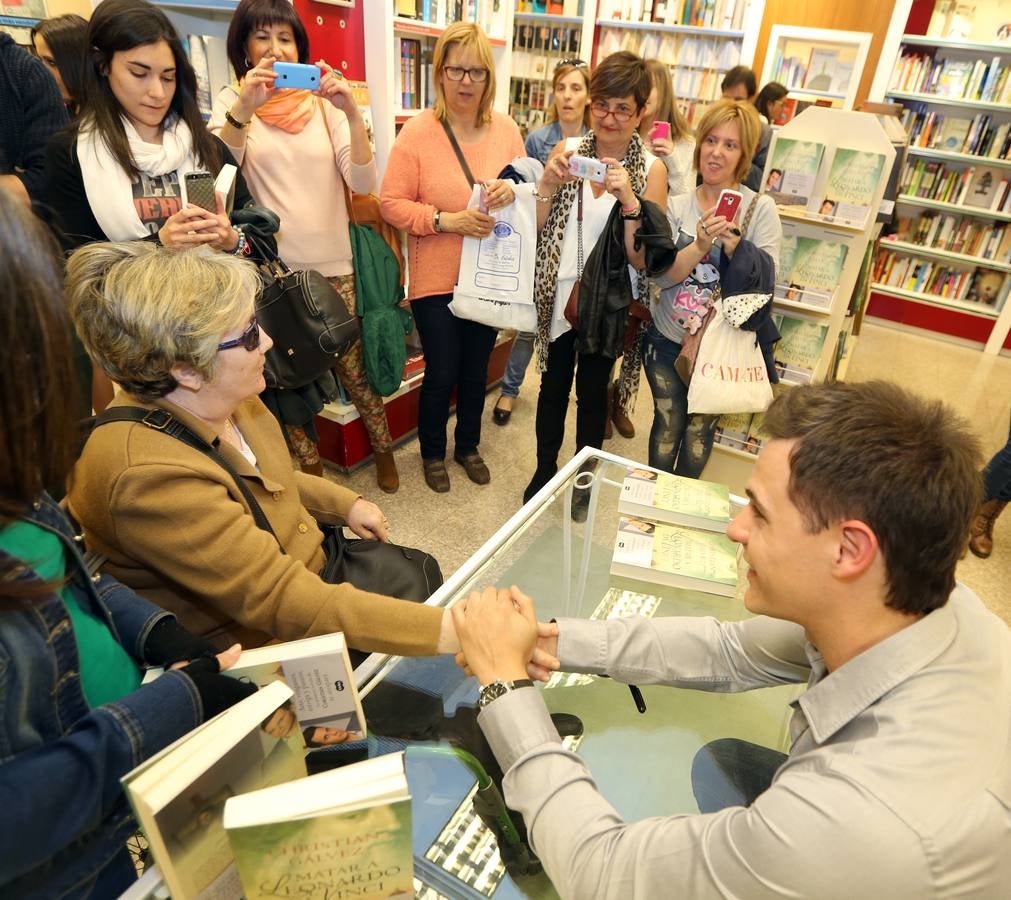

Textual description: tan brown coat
[68,395,442,654]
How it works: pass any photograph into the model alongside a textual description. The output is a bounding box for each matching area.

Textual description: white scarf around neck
[77,115,199,240]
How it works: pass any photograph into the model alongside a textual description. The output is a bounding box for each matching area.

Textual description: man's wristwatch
[478,679,534,709]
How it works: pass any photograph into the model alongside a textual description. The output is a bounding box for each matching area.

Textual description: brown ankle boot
[610,381,635,439]
[300,460,324,477]
[374,450,399,494]
[969,499,1007,559]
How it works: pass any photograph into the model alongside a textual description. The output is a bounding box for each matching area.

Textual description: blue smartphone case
[272,62,320,91]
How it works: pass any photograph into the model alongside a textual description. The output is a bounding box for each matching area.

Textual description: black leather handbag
[247,233,361,390]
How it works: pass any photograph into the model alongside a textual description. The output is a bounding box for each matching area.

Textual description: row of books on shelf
[597,28,741,72]
[399,37,435,112]
[509,77,552,125]
[873,251,1008,308]
[763,137,885,230]
[893,212,1011,264]
[396,0,507,32]
[899,159,1011,213]
[889,52,1011,104]
[125,634,419,899]
[900,107,1010,159]
[514,1,585,15]
[768,46,854,98]
[511,21,581,83]
[611,467,739,596]
[596,0,750,30]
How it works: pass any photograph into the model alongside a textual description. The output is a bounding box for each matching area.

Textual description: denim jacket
[0,493,203,898]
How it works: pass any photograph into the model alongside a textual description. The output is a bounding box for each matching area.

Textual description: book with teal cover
[765,138,825,207]
[618,466,731,532]
[776,235,848,309]
[611,517,738,597]
[225,753,413,900]
[811,148,886,228]
[773,316,830,383]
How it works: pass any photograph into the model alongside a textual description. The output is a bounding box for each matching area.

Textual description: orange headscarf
[253,88,316,134]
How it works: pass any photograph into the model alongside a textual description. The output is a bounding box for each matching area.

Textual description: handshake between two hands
[451,585,561,685]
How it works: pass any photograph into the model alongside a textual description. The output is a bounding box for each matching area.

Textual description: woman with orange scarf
[210,0,399,490]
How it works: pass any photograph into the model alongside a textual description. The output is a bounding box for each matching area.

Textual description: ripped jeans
[642,324,718,478]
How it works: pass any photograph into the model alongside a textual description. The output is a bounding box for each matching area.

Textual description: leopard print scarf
[532,130,649,372]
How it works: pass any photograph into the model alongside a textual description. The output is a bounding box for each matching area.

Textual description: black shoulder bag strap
[439,118,477,188]
[92,407,285,552]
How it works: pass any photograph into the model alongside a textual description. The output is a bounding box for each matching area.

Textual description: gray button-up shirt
[480,584,1011,898]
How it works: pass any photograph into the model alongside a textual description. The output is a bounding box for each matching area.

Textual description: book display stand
[705,106,895,495]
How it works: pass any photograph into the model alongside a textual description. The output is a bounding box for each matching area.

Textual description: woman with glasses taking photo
[522,50,668,506]
[492,56,592,427]
[381,22,524,493]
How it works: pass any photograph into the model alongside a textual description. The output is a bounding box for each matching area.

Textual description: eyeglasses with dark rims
[217,316,261,352]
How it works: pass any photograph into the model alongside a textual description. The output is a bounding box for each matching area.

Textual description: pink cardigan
[380,110,524,301]
[209,86,377,277]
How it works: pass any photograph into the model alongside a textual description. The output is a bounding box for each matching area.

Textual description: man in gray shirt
[454,380,1011,899]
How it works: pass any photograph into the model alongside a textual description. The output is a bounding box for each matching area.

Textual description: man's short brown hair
[762,381,982,616]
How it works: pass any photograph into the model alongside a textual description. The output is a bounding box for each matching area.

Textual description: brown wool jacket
[68,394,443,654]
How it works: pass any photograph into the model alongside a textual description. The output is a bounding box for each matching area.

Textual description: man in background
[455,380,1011,899]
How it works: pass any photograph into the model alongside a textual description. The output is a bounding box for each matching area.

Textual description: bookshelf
[363,2,514,173]
[760,25,872,112]
[592,0,764,125]
[867,27,1011,352]
[509,3,597,134]
[705,107,895,492]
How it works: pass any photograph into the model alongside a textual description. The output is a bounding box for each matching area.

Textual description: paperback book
[611,517,739,597]
[224,753,413,900]
[618,466,731,532]
[764,138,825,208]
[145,633,365,749]
[122,681,308,899]
[776,234,848,309]
[713,411,754,452]
[811,148,886,228]
[772,315,830,384]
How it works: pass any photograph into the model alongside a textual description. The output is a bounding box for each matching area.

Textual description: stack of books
[610,467,739,598]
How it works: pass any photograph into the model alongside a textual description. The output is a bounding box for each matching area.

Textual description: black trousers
[532,329,613,481]
[411,293,498,461]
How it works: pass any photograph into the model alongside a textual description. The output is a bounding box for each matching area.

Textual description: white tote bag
[451,185,537,329]
[686,302,774,415]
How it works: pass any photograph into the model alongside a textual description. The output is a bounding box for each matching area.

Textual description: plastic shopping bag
[686,304,773,415]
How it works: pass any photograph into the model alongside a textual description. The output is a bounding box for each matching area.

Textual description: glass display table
[350,447,799,900]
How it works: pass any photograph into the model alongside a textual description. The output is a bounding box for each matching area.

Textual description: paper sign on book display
[611,516,739,597]
[764,138,824,209]
[810,148,886,229]
[224,753,413,900]
[776,234,848,310]
[618,466,731,532]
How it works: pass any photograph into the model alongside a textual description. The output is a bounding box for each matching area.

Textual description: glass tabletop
[349,447,798,900]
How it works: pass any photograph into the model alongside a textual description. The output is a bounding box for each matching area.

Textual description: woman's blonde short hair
[432,21,496,126]
[692,99,761,184]
[66,242,261,402]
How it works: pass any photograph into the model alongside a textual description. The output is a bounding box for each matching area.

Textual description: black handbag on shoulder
[246,233,361,390]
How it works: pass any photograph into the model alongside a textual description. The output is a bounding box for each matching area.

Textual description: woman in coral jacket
[380,22,524,494]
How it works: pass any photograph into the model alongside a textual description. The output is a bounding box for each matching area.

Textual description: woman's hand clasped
[481,178,515,212]
[317,59,359,119]
[600,157,636,208]
[649,136,674,158]
[441,208,496,238]
[695,204,734,255]
[158,195,238,253]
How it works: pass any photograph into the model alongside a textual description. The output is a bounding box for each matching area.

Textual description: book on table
[618,465,731,532]
[144,632,366,749]
[224,752,413,900]
[122,680,308,899]
[610,516,739,597]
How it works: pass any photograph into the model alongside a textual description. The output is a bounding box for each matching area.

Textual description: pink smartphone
[715,188,743,221]
[649,121,671,142]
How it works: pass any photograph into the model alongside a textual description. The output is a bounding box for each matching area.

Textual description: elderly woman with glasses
[522,50,668,506]
[65,242,460,659]
[381,22,524,494]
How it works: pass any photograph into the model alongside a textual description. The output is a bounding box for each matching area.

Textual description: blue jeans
[641,325,718,478]
[499,331,535,399]
[983,412,1011,502]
